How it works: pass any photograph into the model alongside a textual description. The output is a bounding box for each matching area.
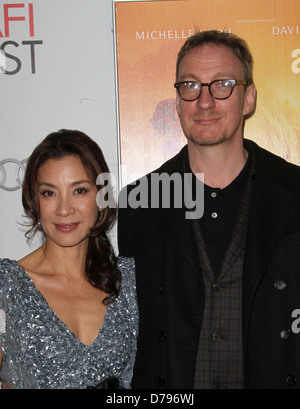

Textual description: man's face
[176,44,256,148]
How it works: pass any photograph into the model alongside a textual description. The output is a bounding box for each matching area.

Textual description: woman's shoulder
[116,256,136,299]
[0,258,18,275]
[0,258,20,292]
[117,256,135,273]
[115,256,138,329]
[117,256,135,284]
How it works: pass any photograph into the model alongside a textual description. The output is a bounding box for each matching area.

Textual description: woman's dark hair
[22,129,119,304]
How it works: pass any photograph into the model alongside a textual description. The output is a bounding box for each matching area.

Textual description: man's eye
[219,81,230,88]
[187,82,199,89]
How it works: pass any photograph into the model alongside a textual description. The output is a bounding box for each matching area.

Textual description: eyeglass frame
[174,79,251,101]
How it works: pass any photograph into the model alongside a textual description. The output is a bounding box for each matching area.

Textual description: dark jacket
[118,140,300,389]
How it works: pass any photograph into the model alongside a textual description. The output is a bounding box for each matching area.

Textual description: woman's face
[37,155,99,249]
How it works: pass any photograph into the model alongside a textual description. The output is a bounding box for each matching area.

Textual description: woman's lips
[55,223,79,232]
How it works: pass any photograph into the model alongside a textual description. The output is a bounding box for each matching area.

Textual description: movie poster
[114,0,300,185]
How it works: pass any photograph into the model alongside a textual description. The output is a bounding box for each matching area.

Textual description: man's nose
[195,85,216,109]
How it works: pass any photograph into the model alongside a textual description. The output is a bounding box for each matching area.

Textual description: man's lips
[193,114,221,124]
[55,223,79,232]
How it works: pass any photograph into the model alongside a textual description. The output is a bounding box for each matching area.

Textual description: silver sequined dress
[0,256,138,389]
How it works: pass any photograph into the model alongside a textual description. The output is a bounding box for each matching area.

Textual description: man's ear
[243,83,256,117]
[176,93,181,118]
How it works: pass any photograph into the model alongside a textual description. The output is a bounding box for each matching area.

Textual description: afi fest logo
[0,2,43,75]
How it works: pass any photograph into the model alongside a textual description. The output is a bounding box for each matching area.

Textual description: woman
[0,129,138,389]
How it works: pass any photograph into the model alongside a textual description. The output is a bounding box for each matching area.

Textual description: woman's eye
[40,190,54,197]
[75,187,88,194]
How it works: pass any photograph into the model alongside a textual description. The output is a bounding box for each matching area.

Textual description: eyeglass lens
[177,80,235,101]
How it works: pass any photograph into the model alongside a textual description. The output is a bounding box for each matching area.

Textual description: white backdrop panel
[0,0,119,259]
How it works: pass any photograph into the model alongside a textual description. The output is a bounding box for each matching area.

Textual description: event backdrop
[0,0,119,259]
[114,0,300,185]
[1,0,299,259]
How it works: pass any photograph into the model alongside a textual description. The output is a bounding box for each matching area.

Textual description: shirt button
[212,332,222,342]
[211,192,217,198]
[286,375,296,386]
[157,331,166,342]
[212,383,221,389]
[159,284,165,295]
[211,212,218,219]
[274,280,286,290]
[212,282,223,292]
[280,329,291,339]
[154,376,166,387]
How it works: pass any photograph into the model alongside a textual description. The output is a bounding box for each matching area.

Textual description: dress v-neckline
[15,260,109,348]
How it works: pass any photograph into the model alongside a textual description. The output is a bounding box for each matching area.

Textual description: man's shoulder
[245,139,300,181]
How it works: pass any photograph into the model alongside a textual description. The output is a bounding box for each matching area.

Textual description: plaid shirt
[185,150,256,389]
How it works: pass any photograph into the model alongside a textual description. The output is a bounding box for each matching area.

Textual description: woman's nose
[55,195,75,216]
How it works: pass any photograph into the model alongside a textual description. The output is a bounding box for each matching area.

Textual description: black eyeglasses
[174,79,251,101]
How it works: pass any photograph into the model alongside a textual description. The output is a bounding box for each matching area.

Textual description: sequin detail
[0,256,138,389]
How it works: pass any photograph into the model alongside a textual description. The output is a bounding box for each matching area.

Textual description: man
[118,30,300,389]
